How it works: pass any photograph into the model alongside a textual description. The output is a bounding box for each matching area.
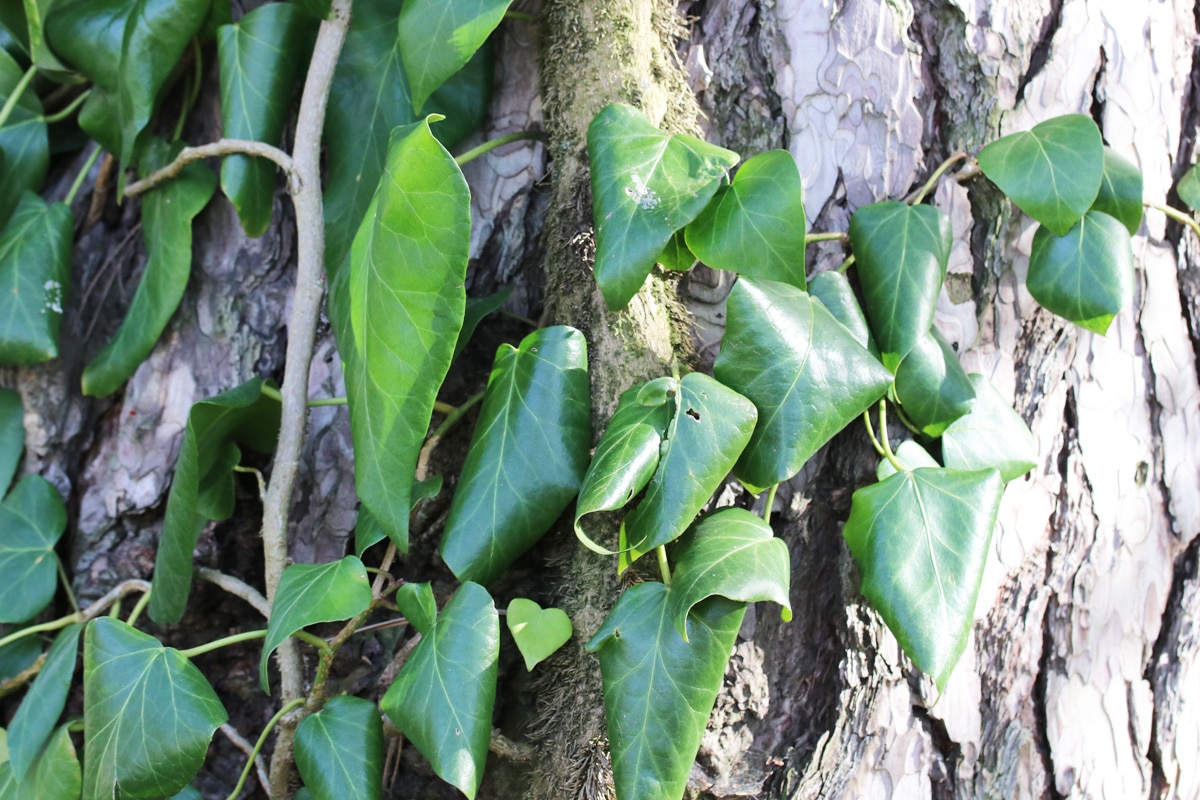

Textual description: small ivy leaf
[6,623,80,781]
[1091,147,1143,235]
[0,192,72,365]
[843,468,1003,691]
[395,582,437,636]
[83,618,227,800]
[0,724,80,800]
[398,0,512,114]
[876,439,940,481]
[685,150,807,288]
[666,508,791,641]
[656,229,696,272]
[295,695,384,800]
[588,104,739,311]
[381,582,498,800]
[1027,210,1134,335]
[0,637,40,684]
[1176,162,1200,211]
[977,114,1103,236]
[892,329,976,438]
[260,556,372,693]
[848,201,951,371]
[506,598,573,671]
[353,476,442,557]
[0,48,48,228]
[19,0,77,80]
[942,374,1038,482]
[808,270,875,353]
[454,286,513,362]
[0,475,66,624]
[0,388,23,494]
[586,582,745,800]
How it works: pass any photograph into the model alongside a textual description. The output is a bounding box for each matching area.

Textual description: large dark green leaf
[0,388,23,493]
[83,617,227,800]
[843,468,1002,690]
[397,0,510,113]
[0,192,72,365]
[150,378,280,624]
[1027,210,1133,335]
[586,582,744,800]
[0,49,47,227]
[808,269,874,352]
[6,623,80,781]
[976,114,1103,236]
[848,201,951,371]
[381,582,498,800]
[340,118,469,552]
[0,724,80,800]
[942,374,1038,482]
[295,695,383,800]
[82,139,216,397]
[1091,147,1143,235]
[441,326,591,584]
[892,328,975,438]
[0,475,66,624]
[588,103,739,311]
[714,278,892,491]
[685,150,806,288]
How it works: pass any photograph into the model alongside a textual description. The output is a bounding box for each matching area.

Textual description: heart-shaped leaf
[0,724,81,800]
[892,328,975,438]
[808,269,875,352]
[441,326,591,584]
[0,388,23,493]
[0,475,66,623]
[506,598,573,671]
[398,0,511,113]
[83,617,227,799]
[381,582,498,800]
[848,201,951,370]
[295,695,384,800]
[0,192,72,365]
[1177,163,1200,211]
[0,48,47,228]
[1027,210,1133,335]
[260,556,372,693]
[942,374,1038,482]
[588,103,739,310]
[714,278,892,491]
[394,581,437,636]
[843,468,1003,690]
[685,149,806,288]
[586,582,745,800]
[1091,147,1143,235]
[6,623,80,781]
[454,286,513,362]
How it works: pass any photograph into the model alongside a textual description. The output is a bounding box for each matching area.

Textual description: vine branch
[124,139,298,199]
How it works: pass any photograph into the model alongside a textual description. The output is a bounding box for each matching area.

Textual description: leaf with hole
[1091,147,1143,235]
[507,598,572,671]
[0,724,80,800]
[295,695,384,800]
[398,0,512,114]
[1027,210,1133,335]
[0,48,47,227]
[0,192,72,365]
[942,374,1038,482]
[808,269,875,352]
[0,388,23,494]
[0,475,66,624]
[6,624,80,781]
[395,581,437,636]
[892,328,975,438]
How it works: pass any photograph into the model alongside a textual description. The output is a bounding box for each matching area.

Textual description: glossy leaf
[1027,210,1133,335]
[0,388,22,493]
[0,637,39,683]
[588,103,739,310]
[83,617,227,799]
[586,582,744,800]
[843,468,1003,690]
[454,286,513,362]
[0,192,72,365]
[1092,147,1143,235]
[656,229,695,272]
[260,556,371,692]
[398,0,511,113]
[808,269,874,351]
[0,49,47,227]
[1177,163,1200,211]
[82,140,217,397]
[892,329,975,438]
[150,378,281,624]
[714,278,891,490]
[7,623,80,781]
[506,598,572,671]
[381,582,498,799]
[295,695,383,800]
[976,114,1103,236]
[0,724,80,800]
[353,476,442,556]
[0,475,66,623]
[686,150,806,288]
[848,201,951,370]
[395,581,437,635]
[441,326,591,584]
[19,0,74,78]
[942,374,1038,482]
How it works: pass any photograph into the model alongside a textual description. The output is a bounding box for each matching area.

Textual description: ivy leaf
[441,326,591,584]
[19,0,76,79]
[381,582,498,800]
[0,388,23,493]
[398,0,511,114]
[842,468,1003,690]
[260,556,372,693]
[295,695,384,800]
[656,229,696,272]
[892,328,976,438]
[0,192,72,365]
[454,286,513,362]
[586,582,744,800]
[685,150,807,288]
[0,48,47,227]
[0,475,66,624]
[942,374,1038,482]
[0,724,80,800]
[876,439,941,481]
[808,270,875,352]
[848,201,951,371]
[83,617,227,800]
[1027,210,1134,335]
[1177,163,1200,211]
[1091,147,1143,235]
[714,278,892,491]
[0,637,40,684]
[6,623,80,781]
[666,508,790,641]
[588,103,739,311]
[394,581,437,636]
[150,378,281,624]
[976,114,1103,236]
[82,139,217,397]
[506,598,573,671]
[352,476,442,556]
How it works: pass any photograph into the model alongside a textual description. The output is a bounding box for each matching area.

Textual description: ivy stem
[180,629,267,659]
[124,139,297,199]
[0,579,151,650]
[0,65,36,130]
[891,401,923,437]
[125,589,153,628]
[502,309,539,328]
[454,130,548,166]
[41,89,91,124]
[837,254,856,274]
[804,231,848,245]
[260,383,347,408]
[878,400,906,473]
[505,10,537,21]
[762,483,779,526]
[862,409,888,458]
[909,151,967,205]
[65,145,103,207]
[433,392,485,438]
[1147,201,1200,241]
[232,463,267,505]
[56,557,81,616]
[196,567,270,617]
[223,697,306,800]
[656,546,672,586]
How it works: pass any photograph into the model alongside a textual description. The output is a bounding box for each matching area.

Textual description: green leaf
[977,114,1103,236]
[506,598,572,671]
[892,328,976,438]
[83,617,227,800]
[381,582,498,800]
[441,326,591,584]
[0,49,47,227]
[398,0,511,114]
[150,378,280,624]
[714,278,892,491]
[20,0,76,78]
[7,623,80,781]
[685,150,806,288]
[394,581,437,636]
[1092,147,1143,235]
[167,788,203,800]
[454,286,512,362]
[876,439,940,481]
[624,373,757,554]
[0,388,23,494]
[217,3,315,237]
[656,229,695,272]
[353,476,442,556]
[808,270,874,352]
[0,192,72,365]
[848,201,951,370]
[942,374,1038,482]
[260,556,371,693]
[0,724,80,800]
[842,468,1003,690]
[1177,163,1200,211]
[0,636,39,683]
[666,508,790,641]
[82,139,216,397]
[295,695,384,800]
[588,103,739,311]
[586,582,744,800]
[0,475,66,624]
[1027,210,1133,335]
